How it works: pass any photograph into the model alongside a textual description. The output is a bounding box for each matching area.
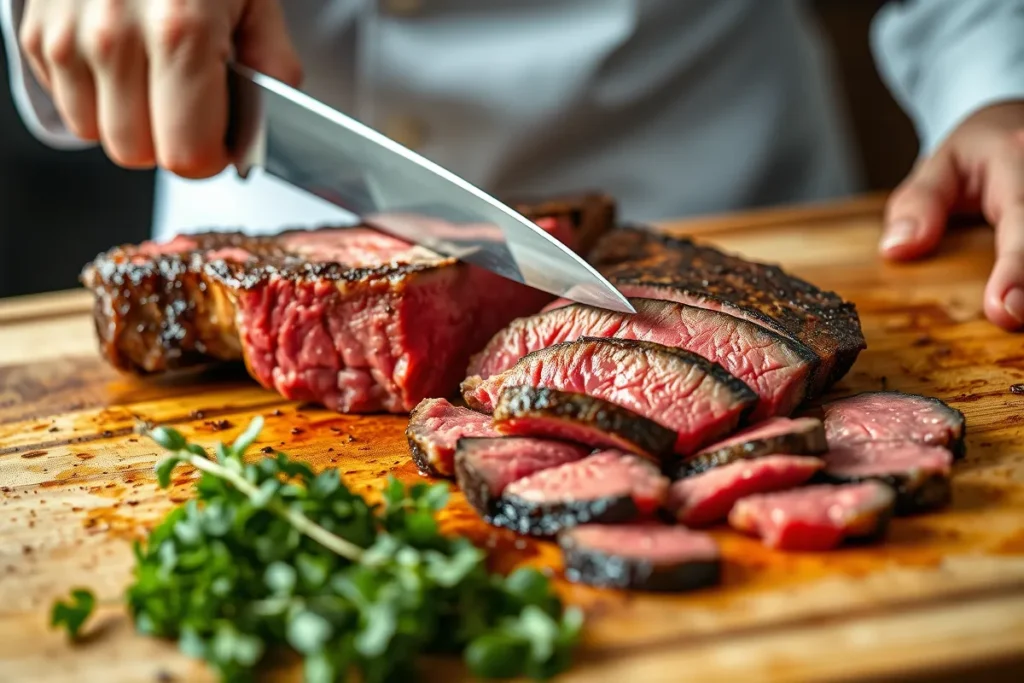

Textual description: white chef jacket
[4,0,1024,241]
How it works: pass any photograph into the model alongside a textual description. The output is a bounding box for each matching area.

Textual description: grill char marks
[559,524,721,592]
[588,227,866,394]
[80,194,611,413]
[674,417,827,478]
[468,297,818,420]
[493,386,676,462]
[462,337,758,455]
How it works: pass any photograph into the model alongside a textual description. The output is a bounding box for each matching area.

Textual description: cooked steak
[79,195,611,413]
[588,227,866,394]
[668,455,825,527]
[729,482,896,551]
[492,386,676,462]
[822,391,967,459]
[406,398,500,477]
[559,524,721,592]
[454,437,591,519]
[462,337,758,455]
[468,297,818,420]
[489,451,669,536]
[673,416,827,478]
[819,442,953,515]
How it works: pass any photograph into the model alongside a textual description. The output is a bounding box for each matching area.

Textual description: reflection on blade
[227,64,635,314]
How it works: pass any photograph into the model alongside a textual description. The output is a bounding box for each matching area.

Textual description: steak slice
[454,437,592,521]
[588,227,866,394]
[818,442,953,515]
[673,416,827,478]
[79,195,610,413]
[490,451,669,536]
[406,398,499,477]
[468,297,818,420]
[559,524,721,592]
[729,482,896,551]
[462,337,758,455]
[492,385,676,462]
[822,391,967,459]
[668,455,825,527]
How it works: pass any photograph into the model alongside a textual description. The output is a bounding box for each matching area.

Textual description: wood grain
[1,194,1023,682]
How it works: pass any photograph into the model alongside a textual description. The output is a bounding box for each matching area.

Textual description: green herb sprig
[51,416,582,683]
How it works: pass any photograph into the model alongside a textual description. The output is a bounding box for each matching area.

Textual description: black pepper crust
[493,385,676,462]
[588,226,866,394]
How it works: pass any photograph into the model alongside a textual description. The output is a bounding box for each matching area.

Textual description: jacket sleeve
[2,0,93,149]
[871,0,1024,155]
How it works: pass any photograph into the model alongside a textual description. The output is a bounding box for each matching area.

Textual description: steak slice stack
[467,298,818,420]
[587,226,866,394]
[80,195,611,413]
[462,337,758,455]
[819,442,953,514]
[406,398,500,477]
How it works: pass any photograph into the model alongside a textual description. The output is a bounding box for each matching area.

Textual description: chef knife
[225,63,634,314]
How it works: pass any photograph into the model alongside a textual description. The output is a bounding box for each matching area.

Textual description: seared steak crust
[674,417,828,478]
[589,226,866,392]
[493,385,677,462]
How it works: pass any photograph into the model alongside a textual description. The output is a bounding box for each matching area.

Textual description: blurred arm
[870,0,1024,154]
[1,0,92,149]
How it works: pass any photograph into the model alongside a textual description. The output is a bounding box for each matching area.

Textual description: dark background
[0,1,917,299]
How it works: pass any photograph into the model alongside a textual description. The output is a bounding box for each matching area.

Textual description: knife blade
[225,63,634,314]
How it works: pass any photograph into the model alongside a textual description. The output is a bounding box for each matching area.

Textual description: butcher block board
[2,194,1023,683]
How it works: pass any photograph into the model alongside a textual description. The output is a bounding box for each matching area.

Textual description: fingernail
[880,219,918,252]
[1004,288,1024,325]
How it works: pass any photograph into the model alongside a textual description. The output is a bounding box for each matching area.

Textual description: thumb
[235,0,303,87]
[879,150,959,261]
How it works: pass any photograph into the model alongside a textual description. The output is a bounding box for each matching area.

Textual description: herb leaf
[51,588,95,640]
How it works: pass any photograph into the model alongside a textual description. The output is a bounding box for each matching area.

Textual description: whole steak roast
[79,194,613,413]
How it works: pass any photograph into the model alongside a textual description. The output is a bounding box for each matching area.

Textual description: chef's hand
[18,0,302,178]
[880,101,1024,331]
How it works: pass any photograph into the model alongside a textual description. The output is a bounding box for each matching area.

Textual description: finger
[81,1,154,167]
[19,0,52,91]
[235,0,303,86]
[47,22,99,141]
[880,150,959,261]
[145,0,232,178]
[981,151,1024,330]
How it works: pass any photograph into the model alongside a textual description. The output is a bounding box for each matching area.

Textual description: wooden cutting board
[2,194,1023,682]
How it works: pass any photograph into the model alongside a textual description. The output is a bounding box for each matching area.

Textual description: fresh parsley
[51,588,96,640]
[50,416,582,682]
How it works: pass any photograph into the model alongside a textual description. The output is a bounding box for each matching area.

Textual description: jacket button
[383,116,427,151]
[384,0,422,16]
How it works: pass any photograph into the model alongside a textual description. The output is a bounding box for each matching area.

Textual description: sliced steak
[819,442,953,515]
[729,482,896,551]
[674,416,827,478]
[406,398,500,477]
[79,195,610,413]
[468,298,818,420]
[822,391,967,459]
[559,524,721,592]
[454,437,591,519]
[492,385,676,462]
[588,227,866,394]
[462,337,758,455]
[668,455,825,527]
[490,451,669,536]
